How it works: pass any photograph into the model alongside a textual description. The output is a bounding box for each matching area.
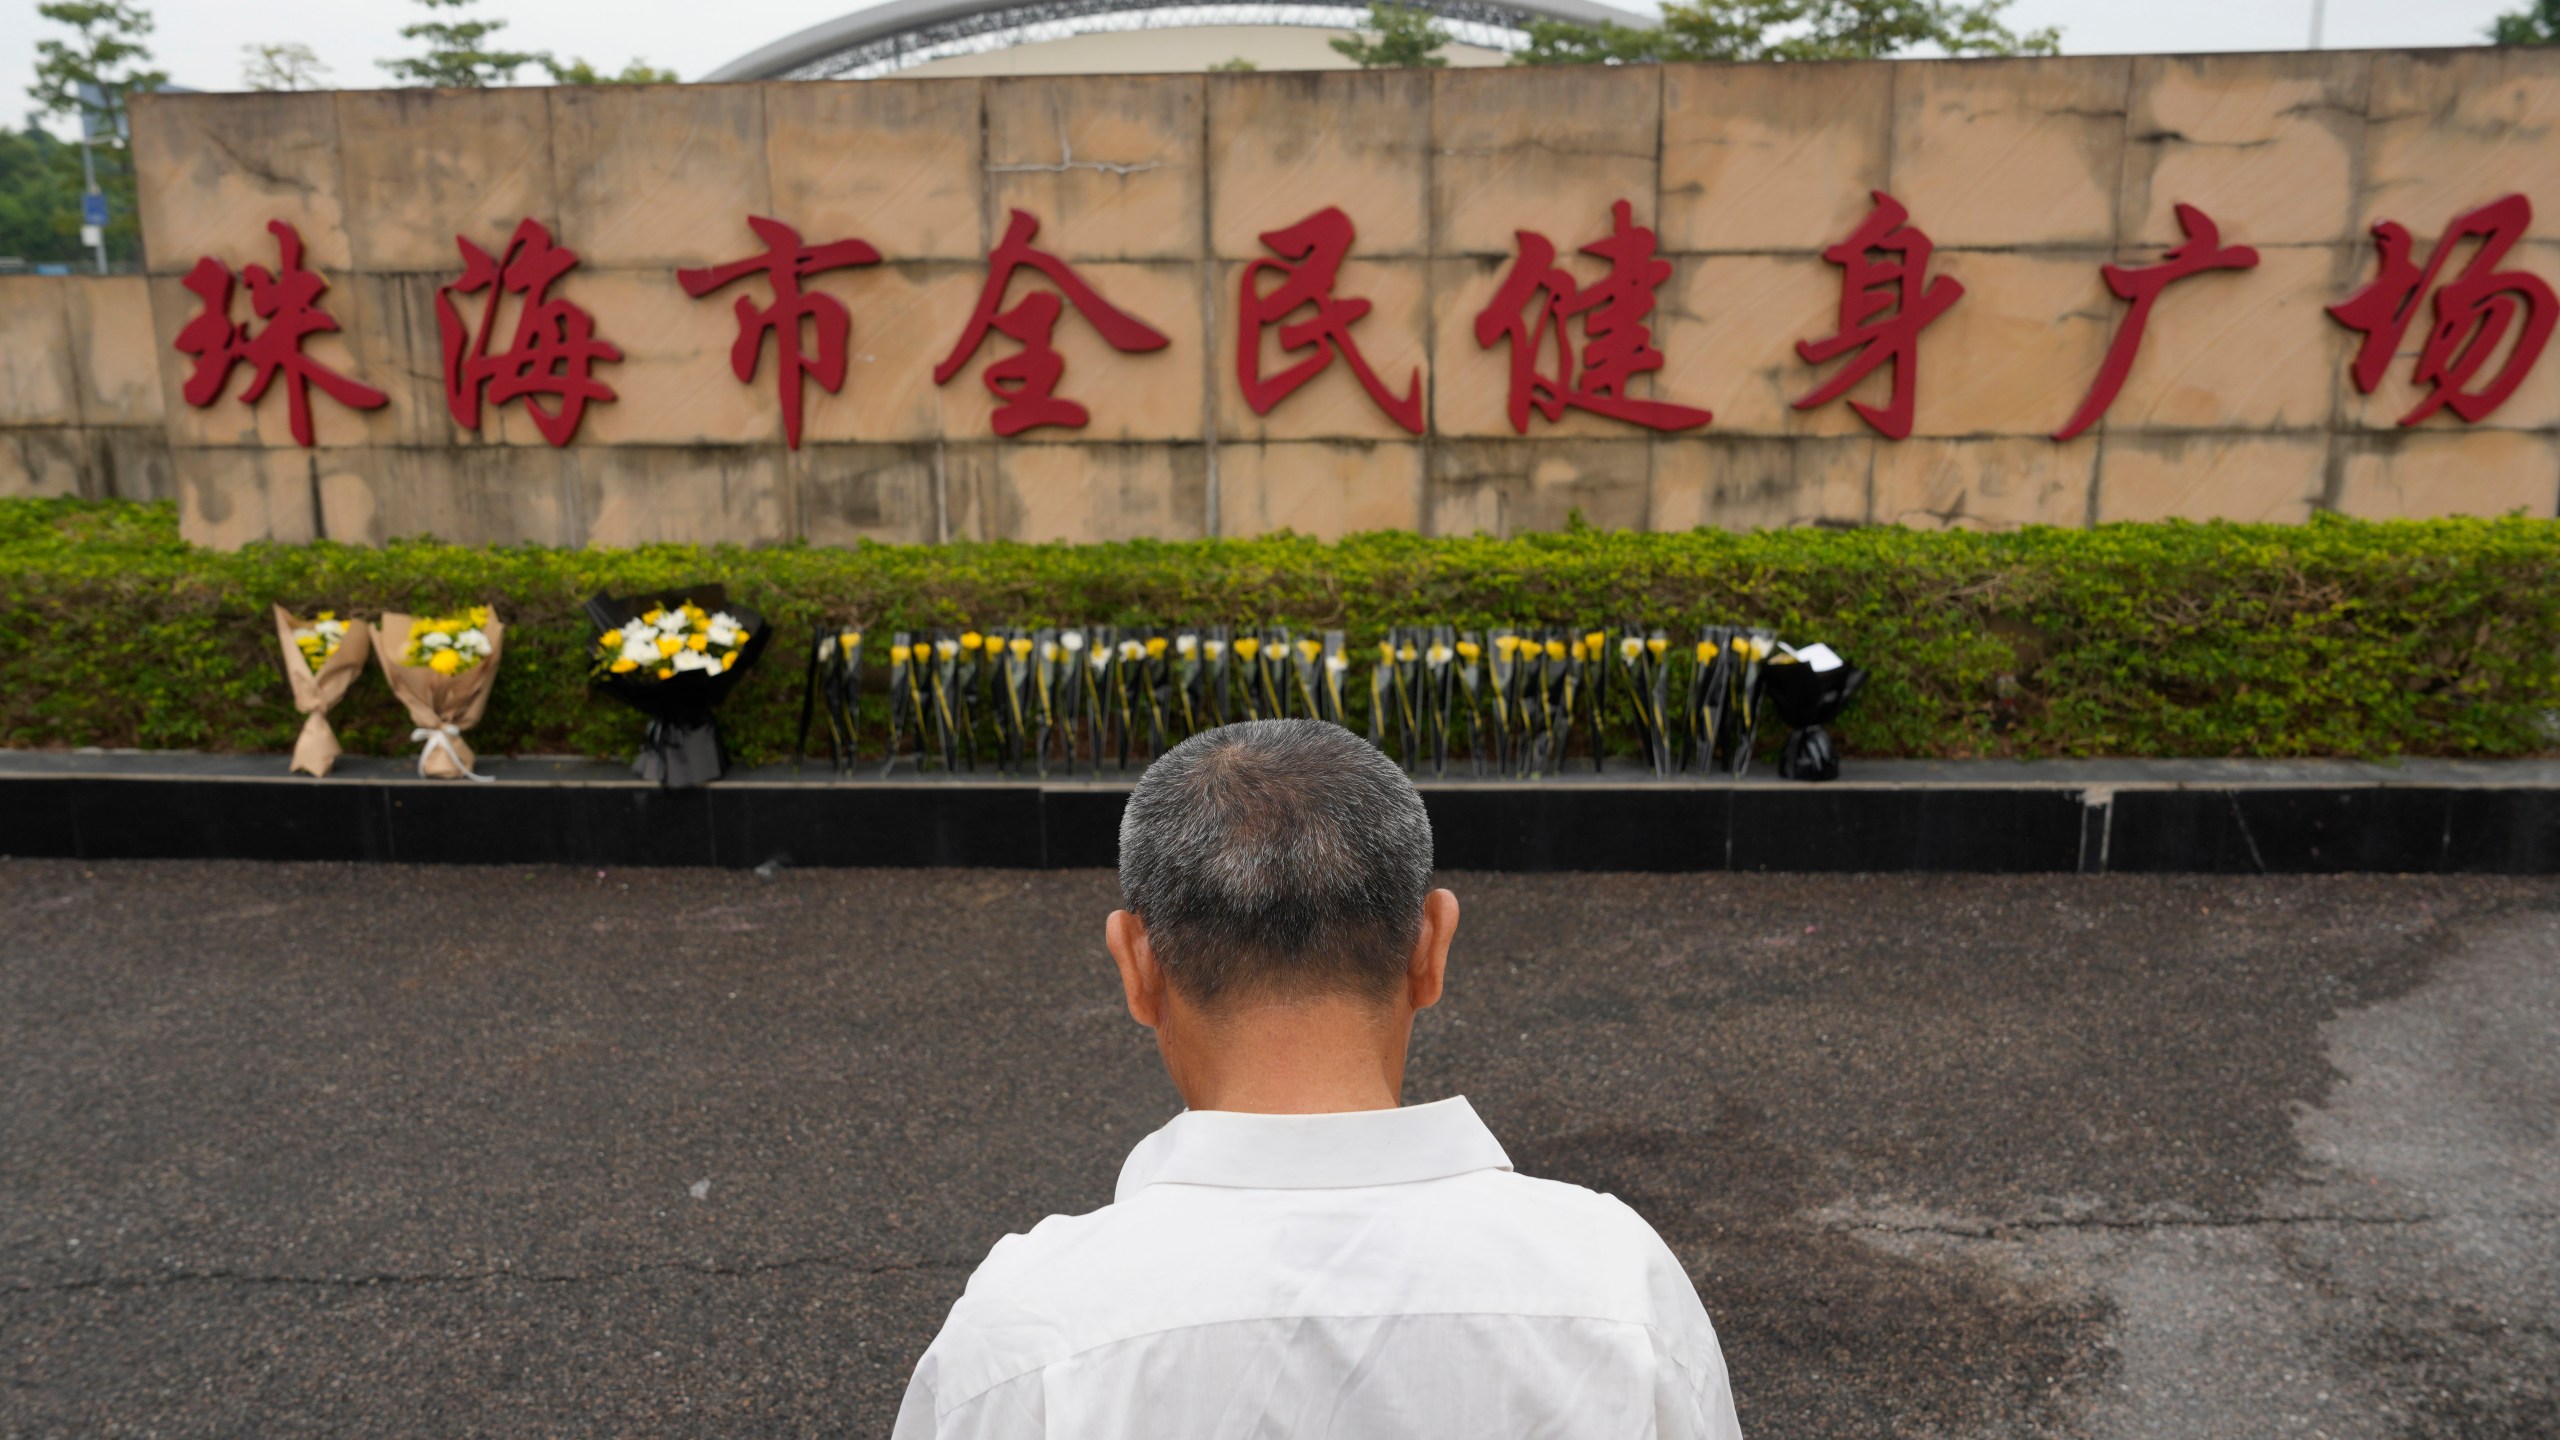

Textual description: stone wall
[0,276,170,502]
[85,51,2560,544]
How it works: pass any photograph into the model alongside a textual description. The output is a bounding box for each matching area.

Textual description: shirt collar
[1114,1096,1513,1203]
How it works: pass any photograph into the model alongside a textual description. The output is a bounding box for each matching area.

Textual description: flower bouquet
[273,605,375,777]
[1765,644,1867,783]
[797,624,865,772]
[376,606,503,781]
[584,587,769,788]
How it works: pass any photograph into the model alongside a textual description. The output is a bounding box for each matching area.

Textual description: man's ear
[1408,888,1458,1012]
[1106,909,1164,1030]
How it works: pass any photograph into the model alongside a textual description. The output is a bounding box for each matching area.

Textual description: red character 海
[2052,203,2259,441]
[934,209,1170,436]
[174,220,387,447]
[2329,193,2555,427]
[1795,191,1963,440]
[1238,206,1422,434]
[437,217,622,447]
[1473,199,1711,434]
[680,216,883,450]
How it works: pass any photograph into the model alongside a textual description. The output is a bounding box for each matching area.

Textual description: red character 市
[173,220,387,448]
[1238,206,1422,434]
[1795,191,1963,440]
[436,218,622,447]
[1473,199,1712,434]
[2329,193,2555,426]
[679,215,883,450]
[934,209,1170,436]
[2052,204,2259,441]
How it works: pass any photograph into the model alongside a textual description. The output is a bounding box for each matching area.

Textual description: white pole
[2309,0,2326,48]
[78,130,104,274]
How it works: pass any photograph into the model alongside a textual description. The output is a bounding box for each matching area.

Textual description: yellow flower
[657,635,682,657]
[1494,634,1519,656]
[1145,637,1168,658]
[1378,641,1396,663]
[721,651,737,670]
[1456,639,1481,660]
[687,633,710,652]
[1696,641,1714,663]
[960,631,984,651]
[1397,644,1417,663]
[469,606,493,627]
[839,630,859,653]
[734,630,750,643]
[429,648,463,676]
[657,666,674,679]
[315,609,336,621]
[1296,638,1321,662]
[1647,636,1668,659]
[1235,637,1262,661]
[1010,637,1034,660]
[642,608,663,625]
[610,658,639,673]
[1583,630,1604,653]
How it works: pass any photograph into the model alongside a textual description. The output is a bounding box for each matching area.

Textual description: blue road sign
[81,192,108,227]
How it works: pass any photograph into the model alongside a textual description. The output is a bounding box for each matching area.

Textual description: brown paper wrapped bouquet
[375,607,504,781]
[273,605,375,777]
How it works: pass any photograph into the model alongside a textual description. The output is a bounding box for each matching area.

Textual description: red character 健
[2329,193,2555,427]
[2052,204,2258,441]
[1795,191,1963,440]
[1238,206,1422,434]
[934,209,1170,436]
[437,217,621,447]
[679,216,883,450]
[174,219,387,448]
[1473,198,1711,434]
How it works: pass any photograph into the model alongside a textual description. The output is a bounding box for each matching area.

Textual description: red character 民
[174,220,387,448]
[1795,191,1963,440]
[679,215,883,450]
[1238,206,1422,434]
[934,209,1170,437]
[2052,203,2259,441]
[1473,198,1711,434]
[2329,193,2555,426]
[437,217,622,447]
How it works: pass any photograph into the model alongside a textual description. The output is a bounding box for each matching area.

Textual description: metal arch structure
[701,0,1657,81]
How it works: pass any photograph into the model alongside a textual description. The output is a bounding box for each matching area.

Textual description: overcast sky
[0,0,2522,113]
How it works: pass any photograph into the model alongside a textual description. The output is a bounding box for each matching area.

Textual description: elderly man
[893,719,1741,1439]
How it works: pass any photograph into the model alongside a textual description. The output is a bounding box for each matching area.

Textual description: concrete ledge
[3,752,2556,873]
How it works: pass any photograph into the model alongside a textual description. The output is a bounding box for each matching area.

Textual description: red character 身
[1238,206,1422,434]
[1795,191,1963,440]
[436,217,621,447]
[934,209,1170,437]
[2052,204,2259,441]
[679,216,883,450]
[1473,198,1711,434]
[174,220,387,448]
[2329,193,2555,426]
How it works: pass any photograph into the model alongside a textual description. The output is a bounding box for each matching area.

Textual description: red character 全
[1795,191,1964,440]
[933,209,1170,436]
[1473,199,1712,434]
[679,216,883,450]
[174,220,387,448]
[1239,206,1422,434]
[2052,204,2259,441]
[2329,193,2555,426]
[436,218,621,447]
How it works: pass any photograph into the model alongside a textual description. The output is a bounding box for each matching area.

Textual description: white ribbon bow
[411,724,495,783]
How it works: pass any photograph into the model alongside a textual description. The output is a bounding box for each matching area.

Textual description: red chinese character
[1795,191,1963,440]
[173,220,387,448]
[1473,198,1711,434]
[678,216,883,450]
[2329,193,2555,427]
[1238,206,1422,434]
[933,209,1170,436]
[2052,204,2259,442]
[436,217,621,447]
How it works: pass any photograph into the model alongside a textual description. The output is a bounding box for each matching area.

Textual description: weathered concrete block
[2338,240,2560,434]
[131,91,348,277]
[934,261,1206,443]
[986,75,1205,262]
[552,83,770,270]
[575,444,791,547]
[2095,433,2326,523]
[1904,250,2114,439]
[765,78,986,263]
[1215,257,1428,442]
[1651,436,1871,531]
[96,426,173,502]
[1208,70,1432,260]
[561,268,779,447]
[800,262,1004,445]
[1432,67,1660,260]
[312,445,580,547]
[2334,431,2560,519]
[1429,437,1649,536]
[0,277,77,426]
[1888,57,2128,251]
[2122,52,2367,249]
[176,446,318,548]
[148,270,395,450]
[967,442,1207,541]
[1660,61,1891,255]
[1870,436,2096,530]
[793,442,945,545]
[2363,49,2560,244]
[1217,440,1422,538]
[2096,242,2350,434]
[1653,253,1873,439]
[337,88,558,273]
[0,430,85,497]
[63,276,162,427]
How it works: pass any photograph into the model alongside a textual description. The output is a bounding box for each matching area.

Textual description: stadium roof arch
[702,0,1659,80]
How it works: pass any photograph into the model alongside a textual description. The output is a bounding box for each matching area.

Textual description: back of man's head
[1118,719,1435,1007]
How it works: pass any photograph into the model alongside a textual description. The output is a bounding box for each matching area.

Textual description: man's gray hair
[1118,719,1435,1005]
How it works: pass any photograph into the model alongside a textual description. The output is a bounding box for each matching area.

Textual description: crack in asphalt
[7,1254,974,1296]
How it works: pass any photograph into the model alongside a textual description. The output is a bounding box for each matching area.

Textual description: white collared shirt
[892,1097,1742,1439]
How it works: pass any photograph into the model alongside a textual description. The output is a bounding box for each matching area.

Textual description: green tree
[27,2,164,165]
[1331,3,1452,67]
[1208,56,1259,71]
[2489,0,2558,43]
[1515,0,2059,65]
[241,41,331,91]
[542,56,679,84]
[379,0,547,87]
[0,126,93,264]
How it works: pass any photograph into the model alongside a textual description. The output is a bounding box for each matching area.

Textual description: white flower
[421,630,454,650]
[654,611,688,636]
[1059,631,1085,653]
[619,636,659,666]
[705,621,739,648]
[1089,649,1109,671]
[1118,639,1145,661]
[455,627,490,655]
[289,626,317,645]
[1175,633,1198,656]
[935,639,959,659]
[1427,643,1452,665]
[1619,637,1644,662]
[1202,639,1224,660]
[1325,654,1348,673]
[709,611,742,631]
[620,620,654,647]
[672,648,716,673]
[313,619,346,639]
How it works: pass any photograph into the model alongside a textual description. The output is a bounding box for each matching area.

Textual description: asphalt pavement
[4,860,2555,1439]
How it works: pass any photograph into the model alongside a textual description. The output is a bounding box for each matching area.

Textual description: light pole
[75,80,109,274]
[2309,0,2325,48]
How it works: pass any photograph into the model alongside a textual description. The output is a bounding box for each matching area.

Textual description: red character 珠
[1473,198,1712,434]
[2052,203,2259,441]
[933,209,1170,436]
[679,216,883,450]
[1238,206,1422,434]
[2329,193,2555,427]
[1794,191,1964,440]
[436,217,622,447]
[174,220,387,448]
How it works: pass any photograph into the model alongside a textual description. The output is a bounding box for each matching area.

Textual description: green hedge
[3,497,2555,765]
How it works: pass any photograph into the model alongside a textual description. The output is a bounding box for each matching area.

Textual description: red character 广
[933,209,1170,436]
[174,220,387,448]
[2053,204,2258,441]
[1239,206,1422,434]
[679,216,883,450]
[1473,199,1711,434]
[2329,193,2555,426]
[1795,191,1963,440]
[437,218,621,447]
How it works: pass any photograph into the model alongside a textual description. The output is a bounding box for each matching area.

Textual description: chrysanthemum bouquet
[272,604,376,777]
[376,606,505,780]
[595,601,754,682]
[402,607,498,677]
[583,587,770,787]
